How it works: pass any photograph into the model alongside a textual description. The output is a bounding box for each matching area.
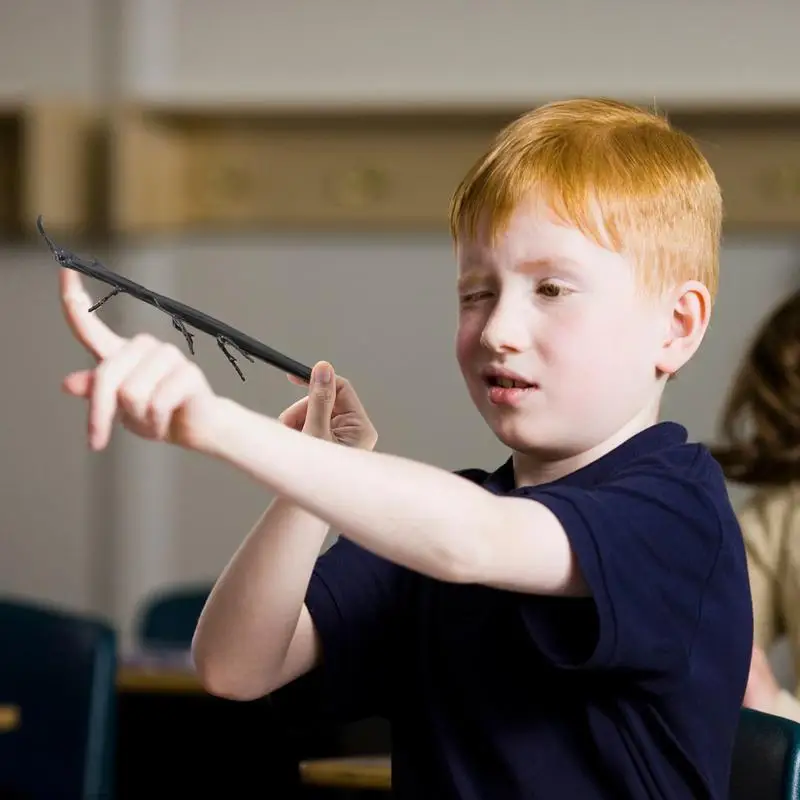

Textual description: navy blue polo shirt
[289,422,752,799]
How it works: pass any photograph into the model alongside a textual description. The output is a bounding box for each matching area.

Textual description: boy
[59,98,752,799]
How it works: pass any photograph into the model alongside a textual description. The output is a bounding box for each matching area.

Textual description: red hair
[449,98,721,301]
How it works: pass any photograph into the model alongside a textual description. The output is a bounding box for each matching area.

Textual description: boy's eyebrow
[456,271,493,293]
[456,257,586,292]
[517,257,584,275]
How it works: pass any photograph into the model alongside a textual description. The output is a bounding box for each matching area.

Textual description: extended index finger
[60,268,125,361]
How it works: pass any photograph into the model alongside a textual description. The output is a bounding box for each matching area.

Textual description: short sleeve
[512,456,726,675]
[281,536,408,725]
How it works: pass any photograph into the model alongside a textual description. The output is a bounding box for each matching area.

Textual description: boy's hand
[280,363,378,450]
[59,268,219,452]
[743,644,781,713]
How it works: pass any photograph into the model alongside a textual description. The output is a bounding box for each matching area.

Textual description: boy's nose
[480,305,531,354]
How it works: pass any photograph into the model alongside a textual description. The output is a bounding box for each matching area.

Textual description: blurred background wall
[0,0,798,648]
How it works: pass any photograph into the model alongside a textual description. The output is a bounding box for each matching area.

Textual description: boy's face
[455,199,678,469]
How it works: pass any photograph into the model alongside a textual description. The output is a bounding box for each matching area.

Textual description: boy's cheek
[547,319,634,376]
[454,324,481,367]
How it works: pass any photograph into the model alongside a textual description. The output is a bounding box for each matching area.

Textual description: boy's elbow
[191,641,273,702]
[197,670,265,702]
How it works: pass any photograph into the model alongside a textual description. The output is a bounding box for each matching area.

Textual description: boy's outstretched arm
[59,268,586,601]
[203,400,587,596]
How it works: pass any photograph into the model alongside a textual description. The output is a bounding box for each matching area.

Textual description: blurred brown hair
[712,287,800,485]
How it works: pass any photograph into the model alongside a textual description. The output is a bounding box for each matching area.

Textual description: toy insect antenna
[37,215,313,383]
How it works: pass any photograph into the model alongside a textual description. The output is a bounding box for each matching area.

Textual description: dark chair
[0,597,117,800]
[124,585,318,799]
[730,707,800,800]
[135,585,211,651]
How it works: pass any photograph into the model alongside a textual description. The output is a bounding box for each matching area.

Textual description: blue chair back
[0,598,116,800]
[136,585,211,651]
[730,707,800,799]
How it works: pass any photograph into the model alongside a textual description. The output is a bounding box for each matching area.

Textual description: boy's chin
[479,407,577,457]
[484,415,556,456]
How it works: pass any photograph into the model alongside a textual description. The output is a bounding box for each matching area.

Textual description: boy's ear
[656,280,712,375]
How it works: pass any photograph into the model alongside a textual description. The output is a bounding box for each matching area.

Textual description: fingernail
[316,364,332,384]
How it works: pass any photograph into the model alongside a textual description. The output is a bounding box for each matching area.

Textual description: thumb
[62,370,93,397]
[304,361,336,436]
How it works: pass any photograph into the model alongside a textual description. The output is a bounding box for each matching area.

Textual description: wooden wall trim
[0,103,101,239]
[7,101,800,237]
[670,110,800,233]
[110,104,517,234]
[107,102,800,235]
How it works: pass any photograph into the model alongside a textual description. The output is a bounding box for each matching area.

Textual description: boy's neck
[511,404,661,488]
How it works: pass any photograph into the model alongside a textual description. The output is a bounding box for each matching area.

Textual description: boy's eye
[460,291,493,304]
[538,282,568,299]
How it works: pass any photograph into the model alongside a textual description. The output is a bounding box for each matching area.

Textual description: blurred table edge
[117,651,204,694]
[0,704,20,732]
[298,755,392,790]
[117,665,204,693]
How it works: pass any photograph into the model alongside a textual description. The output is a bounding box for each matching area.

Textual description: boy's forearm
[200,398,506,584]
[191,495,329,698]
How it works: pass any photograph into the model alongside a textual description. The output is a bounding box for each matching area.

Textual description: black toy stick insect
[37,216,313,383]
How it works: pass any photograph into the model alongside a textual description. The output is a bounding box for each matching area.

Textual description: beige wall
[0,0,798,648]
[151,0,799,106]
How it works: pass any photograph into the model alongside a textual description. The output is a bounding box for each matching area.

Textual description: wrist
[191,395,247,458]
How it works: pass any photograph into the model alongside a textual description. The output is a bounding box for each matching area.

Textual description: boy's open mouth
[482,371,539,406]
[485,376,534,390]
